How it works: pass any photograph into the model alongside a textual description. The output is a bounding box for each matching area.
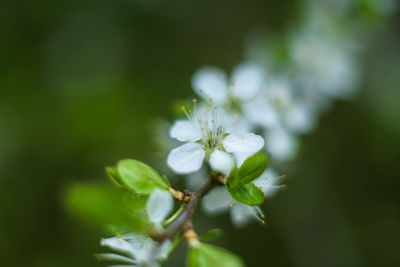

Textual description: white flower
[243,77,316,134]
[202,169,283,227]
[98,234,171,267]
[290,29,360,101]
[192,62,264,106]
[202,187,263,228]
[191,62,265,136]
[98,189,173,266]
[167,105,264,174]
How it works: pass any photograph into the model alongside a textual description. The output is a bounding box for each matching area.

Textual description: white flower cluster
[164,0,393,227]
[95,1,396,266]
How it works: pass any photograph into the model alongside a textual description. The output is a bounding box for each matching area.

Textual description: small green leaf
[227,183,265,206]
[106,166,125,188]
[64,183,146,233]
[199,229,222,242]
[188,243,244,267]
[117,159,168,194]
[227,153,269,187]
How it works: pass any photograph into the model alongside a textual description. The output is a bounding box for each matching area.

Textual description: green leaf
[64,183,146,233]
[227,153,269,187]
[199,229,222,242]
[188,243,244,267]
[227,183,265,206]
[117,159,168,194]
[123,192,148,210]
[106,166,125,188]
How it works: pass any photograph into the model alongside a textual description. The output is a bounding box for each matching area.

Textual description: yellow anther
[229,203,234,207]
[261,214,265,219]
[281,184,287,189]
[193,98,197,103]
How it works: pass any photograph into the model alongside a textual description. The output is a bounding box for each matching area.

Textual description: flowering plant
[63,0,395,266]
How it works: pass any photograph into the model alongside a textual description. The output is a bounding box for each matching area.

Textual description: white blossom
[167,104,264,174]
[192,62,264,106]
[202,168,283,227]
[98,234,171,267]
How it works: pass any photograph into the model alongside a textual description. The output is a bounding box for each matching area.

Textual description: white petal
[146,189,173,224]
[222,133,265,166]
[95,253,137,264]
[230,204,254,228]
[265,128,299,161]
[167,143,205,174]
[100,237,136,258]
[231,62,264,101]
[253,168,281,198]
[192,67,228,105]
[242,98,279,128]
[209,150,235,176]
[169,120,201,142]
[202,187,232,214]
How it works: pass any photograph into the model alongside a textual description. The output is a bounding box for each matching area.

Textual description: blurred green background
[1,0,400,266]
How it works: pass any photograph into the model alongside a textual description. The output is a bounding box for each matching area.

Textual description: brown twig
[155,177,218,242]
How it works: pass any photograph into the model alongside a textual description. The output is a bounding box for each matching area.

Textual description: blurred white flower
[192,62,265,106]
[202,168,283,227]
[167,104,264,174]
[98,234,171,267]
[98,189,173,266]
[290,29,360,101]
[202,186,258,228]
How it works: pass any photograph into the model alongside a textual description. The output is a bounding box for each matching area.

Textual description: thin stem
[162,178,217,239]
[162,204,185,227]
